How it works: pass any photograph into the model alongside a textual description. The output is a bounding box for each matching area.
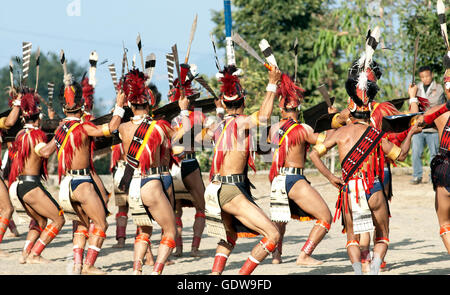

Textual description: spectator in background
[408,66,446,184]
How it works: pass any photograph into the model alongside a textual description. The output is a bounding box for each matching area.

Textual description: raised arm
[84,90,126,138]
[0,94,22,129]
[243,67,282,129]
[408,84,420,113]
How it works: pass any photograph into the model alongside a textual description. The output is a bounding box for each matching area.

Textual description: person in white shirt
[408,66,446,184]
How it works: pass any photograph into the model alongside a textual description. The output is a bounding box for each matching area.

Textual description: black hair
[131,102,149,110]
[418,65,432,73]
[223,99,244,110]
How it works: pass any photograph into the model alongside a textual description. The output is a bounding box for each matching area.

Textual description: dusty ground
[0,169,448,276]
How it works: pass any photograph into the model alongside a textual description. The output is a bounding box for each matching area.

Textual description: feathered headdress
[59,74,84,112]
[121,69,155,106]
[81,76,94,111]
[345,27,382,116]
[20,88,41,119]
[217,65,245,102]
[168,63,198,102]
[277,73,305,109]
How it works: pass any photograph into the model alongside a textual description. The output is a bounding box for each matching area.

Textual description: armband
[34,142,47,157]
[331,113,344,129]
[216,107,225,115]
[386,145,401,161]
[250,111,266,126]
[313,143,327,157]
[113,105,125,118]
[101,123,111,137]
[316,132,326,145]
[266,83,277,93]
[0,117,9,130]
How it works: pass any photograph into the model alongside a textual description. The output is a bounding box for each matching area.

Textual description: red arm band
[424,101,450,125]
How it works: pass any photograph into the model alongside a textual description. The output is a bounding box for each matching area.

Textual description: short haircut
[418,66,432,73]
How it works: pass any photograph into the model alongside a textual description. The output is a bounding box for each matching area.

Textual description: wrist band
[409,97,418,104]
[216,107,225,114]
[13,100,21,107]
[386,145,401,161]
[34,142,46,157]
[101,123,111,137]
[113,105,125,118]
[266,83,277,93]
[180,110,190,117]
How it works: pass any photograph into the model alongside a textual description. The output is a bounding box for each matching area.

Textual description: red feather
[370,101,399,130]
[277,74,304,109]
[81,77,94,111]
[9,128,48,185]
[20,90,40,118]
[123,69,149,105]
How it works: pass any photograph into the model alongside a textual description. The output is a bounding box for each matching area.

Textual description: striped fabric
[439,116,450,153]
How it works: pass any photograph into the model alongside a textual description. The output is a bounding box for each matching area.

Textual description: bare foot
[296,254,323,266]
[26,255,51,264]
[165,259,175,265]
[0,249,10,257]
[112,238,125,248]
[72,263,82,275]
[19,253,29,264]
[133,269,142,275]
[7,230,20,238]
[362,261,371,273]
[272,250,282,264]
[82,265,106,275]
[144,253,155,266]
[190,248,206,257]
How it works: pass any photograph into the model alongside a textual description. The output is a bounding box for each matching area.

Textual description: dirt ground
[0,169,448,276]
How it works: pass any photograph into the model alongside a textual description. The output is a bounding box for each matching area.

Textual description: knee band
[91,228,107,239]
[346,240,360,248]
[375,237,389,246]
[440,224,450,237]
[135,233,150,245]
[160,236,176,249]
[218,238,235,250]
[259,237,277,254]
[44,224,59,239]
[74,229,89,239]
[315,220,331,233]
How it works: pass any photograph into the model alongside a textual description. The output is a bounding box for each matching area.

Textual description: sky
[0,0,225,113]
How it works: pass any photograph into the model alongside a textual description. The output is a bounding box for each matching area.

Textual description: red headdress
[20,88,41,119]
[168,64,197,102]
[122,69,155,106]
[218,65,245,102]
[277,73,305,109]
[81,77,94,112]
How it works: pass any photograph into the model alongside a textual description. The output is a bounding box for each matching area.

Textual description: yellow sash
[57,123,80,160]
[135,120,157,160]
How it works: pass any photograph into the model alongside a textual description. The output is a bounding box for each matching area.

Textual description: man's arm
[308,129,344,188]
[0,94,22,129]
[408,84,419,113]
[382,124,422,162]
[244,67,281,129]
[84,90,126,137]
[34,139,57,159]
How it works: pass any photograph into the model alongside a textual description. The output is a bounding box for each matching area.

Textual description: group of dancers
[0,18,449,276]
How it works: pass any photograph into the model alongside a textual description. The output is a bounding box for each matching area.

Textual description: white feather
[437,0,445,15]
[63,73,73,87]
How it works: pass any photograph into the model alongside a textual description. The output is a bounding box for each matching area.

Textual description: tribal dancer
[36,68,125,274]
[420,52,450,253]
[0,90,22,256]
[268,73,332,266]
[169,63,206,257]
[309,46,421,275]
[116,69,178,275]
[8,88,65,264]
[198,65,281,275]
